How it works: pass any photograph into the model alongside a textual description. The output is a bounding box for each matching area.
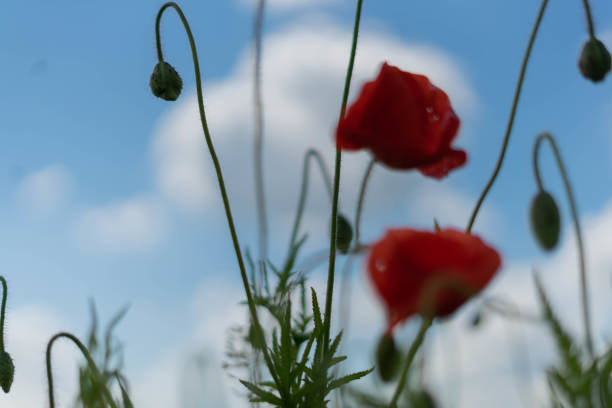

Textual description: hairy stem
[0,277,6,352]
[389,319,432,407]
[323,0,364,353]
[532,132,593,356]
[581,0,596,38]
[46,332,117,408]
[286,148,333,262]
[155,2,279,388]
[466,0,549,233]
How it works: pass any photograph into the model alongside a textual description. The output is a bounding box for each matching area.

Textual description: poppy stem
[581,0,596,39]
[389,318,432,408]
[532,132,593,357]
[0,277,6,353]
[285,148,333,266]
[323,0,364,352]
[154,2,280,389]
[46,332,118,408]
[253,0,268,264]
[466,0,549,233]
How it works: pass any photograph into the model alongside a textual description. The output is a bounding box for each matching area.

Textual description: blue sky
[1,0,612,406]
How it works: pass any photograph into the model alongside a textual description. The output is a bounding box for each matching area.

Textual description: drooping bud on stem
[335,213,353,254]
[0,277,13,394]
[579,38,611,82]
[150,61,183,101]
[530,190,561,251]
[376,332,401,382]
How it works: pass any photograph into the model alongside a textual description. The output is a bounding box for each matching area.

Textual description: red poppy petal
[418,149,467,179]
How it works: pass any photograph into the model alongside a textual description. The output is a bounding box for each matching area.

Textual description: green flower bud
[335,214,353,254]
[376,333,401,382]
[470,309,483,328]
[530,190,561,251]
[579,38,611,82]
[150,61,183,101]
[0,351,14,393]
[408,390,437,408]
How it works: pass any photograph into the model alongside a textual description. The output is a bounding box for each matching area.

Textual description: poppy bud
[150,61,183,101]
[579,38,611,82]
[335,214,353,254]
[408,390,437,408]
[530,190,561,251]
[0,351,14,393]
[470,309,483,328]
[375,333,401,382]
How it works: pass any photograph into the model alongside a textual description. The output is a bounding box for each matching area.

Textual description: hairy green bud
[408,390,437,408]
[335,214,353,254]
[530,190,561,251]
[150,61,183,101]
[376,333,400,382]
[0,351,14,393]
[579,38,611,82]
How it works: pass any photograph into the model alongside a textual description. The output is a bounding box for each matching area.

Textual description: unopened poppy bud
[408,390,437,408]
[0,351,14,393]
[334,214,353,254]
[150,61,183,101]
[579,38,611,82]
[530,190,561,251]
[375,333,401,382]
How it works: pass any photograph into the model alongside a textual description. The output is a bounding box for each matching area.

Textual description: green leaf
[327,367,374,392]
[240,380,283,405]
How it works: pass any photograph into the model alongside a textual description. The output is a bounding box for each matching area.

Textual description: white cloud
[16,164,73,216]
[75,195,166,253]
[238,0,339,12]
[152,17,478,228]
[2,305,79,408]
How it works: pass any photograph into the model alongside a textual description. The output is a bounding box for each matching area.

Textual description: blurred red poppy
[337,63,466,179]
[368,228,501,332]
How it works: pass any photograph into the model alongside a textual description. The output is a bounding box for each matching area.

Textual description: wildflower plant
[1,0,612,406]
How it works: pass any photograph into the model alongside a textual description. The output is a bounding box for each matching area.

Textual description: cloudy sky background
[1,0,612,406]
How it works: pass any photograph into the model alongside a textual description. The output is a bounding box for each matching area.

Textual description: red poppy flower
[336,62,466,179]
[368,228,501,332]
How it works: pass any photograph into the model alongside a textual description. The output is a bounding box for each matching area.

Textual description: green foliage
[534,276,612,407]
[75,302,133,408]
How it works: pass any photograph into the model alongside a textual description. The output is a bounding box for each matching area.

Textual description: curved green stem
[389,319,432,407]
[253,0,268,263]
[286,148,333,260]
[466,0,549,233]
[0,277,6,352]
[338,159,376,333]
[323,0,364,352]
[46,332,117,408]
[533,132,593,357]
[155,2,279,388]
[581,0,596,38]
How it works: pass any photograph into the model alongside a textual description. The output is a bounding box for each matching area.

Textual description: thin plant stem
[155,2,279,388]
[253,0,268,263]
[532,131,593,357]
[581,0,596,38]
[46,332,118,408]
[286,148,333,262]
[389,319,432,407]
[323,0,364,352]
[466,0,549,233]
[353,159,375,247]
[0,277,6,352]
